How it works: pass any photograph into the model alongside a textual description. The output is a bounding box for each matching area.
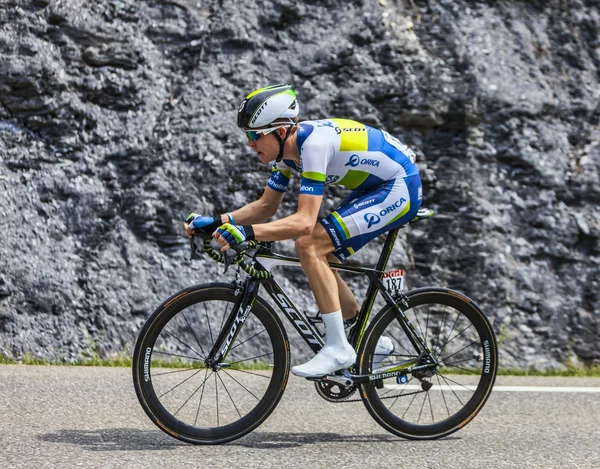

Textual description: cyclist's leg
[294,226,340,313]
[326,253,360,320]
[292,226,357,377]
[318,175,422,367]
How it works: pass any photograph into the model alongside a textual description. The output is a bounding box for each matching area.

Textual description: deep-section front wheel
[132,283,290,444]
[358,288,497,439]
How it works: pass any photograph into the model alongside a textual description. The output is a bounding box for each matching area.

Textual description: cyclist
[184,84,422,377]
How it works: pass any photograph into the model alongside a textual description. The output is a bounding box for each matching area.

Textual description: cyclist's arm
[251,193,322,241]
[226,186,284,225]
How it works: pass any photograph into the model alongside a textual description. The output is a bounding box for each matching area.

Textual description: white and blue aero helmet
[237,84,299,130]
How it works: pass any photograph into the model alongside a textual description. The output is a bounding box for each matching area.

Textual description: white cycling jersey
[267,119,418,196]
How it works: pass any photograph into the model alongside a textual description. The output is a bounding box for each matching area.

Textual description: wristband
[226,212,235,224]
[210,213,224,232]
[242,225,255,241]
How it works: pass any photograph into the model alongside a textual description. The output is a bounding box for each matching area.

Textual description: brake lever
[189,237,201,260]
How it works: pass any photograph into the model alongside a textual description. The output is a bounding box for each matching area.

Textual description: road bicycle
[132,208,498,444]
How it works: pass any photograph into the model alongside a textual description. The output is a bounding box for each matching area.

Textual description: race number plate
[383,269,405,293]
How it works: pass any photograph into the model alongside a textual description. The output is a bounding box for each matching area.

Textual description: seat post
[353,228,400,331]
[374,227,400,273]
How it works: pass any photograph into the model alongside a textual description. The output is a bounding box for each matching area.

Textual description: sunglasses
[244,127,280,141]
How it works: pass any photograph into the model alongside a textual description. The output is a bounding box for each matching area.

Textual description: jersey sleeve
[299,141,334,196]
[267,162,292,193]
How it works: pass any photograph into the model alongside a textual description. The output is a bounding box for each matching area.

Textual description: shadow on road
[38,428,186,451]
[39,428,461,451]
[232,431,407,449]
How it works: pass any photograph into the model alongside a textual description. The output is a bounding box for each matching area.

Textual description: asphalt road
[1,365,599,469]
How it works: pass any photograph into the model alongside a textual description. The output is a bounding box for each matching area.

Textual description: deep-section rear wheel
[133,283,290,444]
[358,288,497,439]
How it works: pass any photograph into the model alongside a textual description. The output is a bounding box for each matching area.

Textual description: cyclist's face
[247,130,282,163]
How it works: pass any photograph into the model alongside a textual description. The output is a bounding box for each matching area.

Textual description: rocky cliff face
[1,0,598,368]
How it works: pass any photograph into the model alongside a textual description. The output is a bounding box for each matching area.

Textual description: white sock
[322,310,348,348]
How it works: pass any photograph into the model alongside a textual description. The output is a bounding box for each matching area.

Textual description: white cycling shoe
[372,336,395,370]
[291,344,356,378]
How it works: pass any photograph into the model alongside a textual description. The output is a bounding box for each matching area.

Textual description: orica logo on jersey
[325,175,339,184]
[379,197,407,216]
[345,154,380,168]
[364,197,408,228]
[364,212,381,229]
[379,197,406,217]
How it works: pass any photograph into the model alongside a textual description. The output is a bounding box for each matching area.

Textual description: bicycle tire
[358,287,498,439]
[132,283,290,445]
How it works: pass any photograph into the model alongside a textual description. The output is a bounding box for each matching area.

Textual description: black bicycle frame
[207,227,436,376]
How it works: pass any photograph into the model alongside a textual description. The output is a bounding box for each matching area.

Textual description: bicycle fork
[204,278,259,370]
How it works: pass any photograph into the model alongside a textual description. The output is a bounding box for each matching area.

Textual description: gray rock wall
[0,0,598,368]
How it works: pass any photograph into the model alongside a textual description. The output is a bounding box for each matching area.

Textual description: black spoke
[432,306,448,354]
[173,370,212,417]
[218,301,232,337]
[228,352,273,366]
[204,303,215,349]
[435,313,461,359]
[427,391,435,423]
[435,323,474,357]
[152,350,202,361]
[194,367,210,426]
[158,368,204,399]
[215,373,219,427]
[229,329,267,353]
[437,372,465,406]
[445,363,481,375]
[153,367,206,377]
[221,369,261,401]
[182,311,207,358]
[162,328,204,360]
[417,390,427,424]
[388,331,417,358]
[412,306,427,346]
[401,391,420,420]
[227,368,272,380]
[436,373,451,418]
[439,374,477,394]
[443,356,482,367]
[216,373,242,419]
[440,338,481,363]
[424,304,431,344]
[387,378,412,410]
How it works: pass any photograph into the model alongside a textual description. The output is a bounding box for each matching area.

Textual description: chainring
[314,381,358,402]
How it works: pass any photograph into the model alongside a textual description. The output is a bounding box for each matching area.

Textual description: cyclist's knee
[295,227,334,260]
[294,236,314,259]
